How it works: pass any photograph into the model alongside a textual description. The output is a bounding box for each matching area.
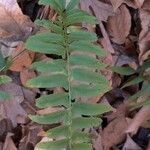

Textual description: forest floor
[0,0,149,150]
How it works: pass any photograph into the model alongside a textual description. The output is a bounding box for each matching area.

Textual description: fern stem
[62,12,73,150]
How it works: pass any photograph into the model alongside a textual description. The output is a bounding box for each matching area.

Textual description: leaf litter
[0,0,149,149]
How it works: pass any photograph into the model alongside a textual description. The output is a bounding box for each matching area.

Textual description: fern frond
[26,0,111,149]
[0,75,12,100]
[112,58,150,111]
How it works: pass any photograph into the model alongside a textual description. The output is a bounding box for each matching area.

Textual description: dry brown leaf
[142,0,150,11]
[106,103,128,121]
[107,4,131,44]
[134,0,145,8]
[20,68,36,87]
[126,106,150,134]
[19,125,42,150]
[80,0,114,22]
[139,7,150,64]
[0,0,35,57]
[3,133,17,150]
[100,52,114,86]
[0,0,34,39]
[0,82,27,127]
[140,50,150,64]
[122,134,142,150]
[0,119,13,142]
[92,130,104,150]
[9,42,35,72]
[110,0,124,10]
[110,0,140,10]
[101,117,129,148]
[98,22,115,53]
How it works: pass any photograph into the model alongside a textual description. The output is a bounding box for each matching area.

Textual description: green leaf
[68,31,97,42]
[72,143,92,150]
[122,76,144,88]
[72,117,102,129]
[0,91,11,100]
[36,93,69,108]
[71,68,109,85]
[70,41,106,57]
[28,32,63,44]
[0,52,6,70]
[72,131,91,143]
[36,139,68,150]
[26,38,65,56]
[27,74,68,89]
[35,19,62,33]
[66,9,97,25]
[140,58,150,72]
[66,0,79,11]
[112,66,136,75]
[72,103,112,116]
[131,99,150,111]
[70,54,107,69]
[58,0,66,9]
[39,0,65,13]
[0,75,12,85]
[71,84,110,98]
[31,59,66,73]
[47,125,69,138]
[143,99,150,105]
[29,110,67,124]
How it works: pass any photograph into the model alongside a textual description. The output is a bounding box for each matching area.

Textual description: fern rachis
[26,0,111,149]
